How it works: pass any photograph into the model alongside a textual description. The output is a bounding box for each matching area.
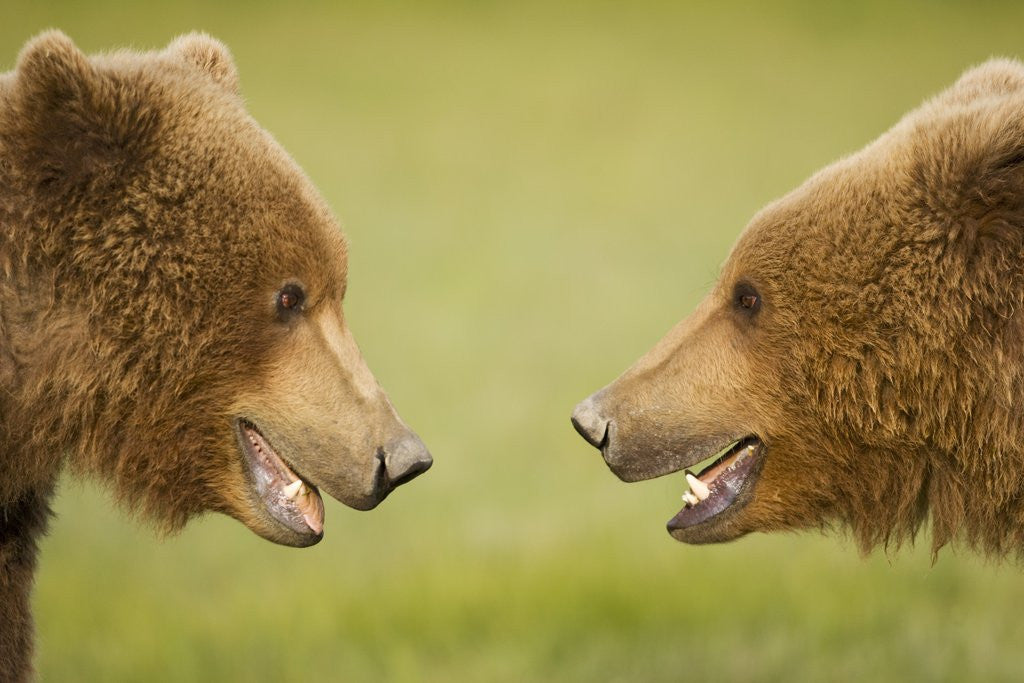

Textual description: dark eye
[276,283,305,316]
[734,282,761,314]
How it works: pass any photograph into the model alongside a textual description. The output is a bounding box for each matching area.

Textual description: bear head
[0,32,431,547]
[573,59,1024,556]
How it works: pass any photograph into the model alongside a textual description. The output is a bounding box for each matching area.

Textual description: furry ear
[937,58,1024,107]
[916,61,1024,197]
[9,31,120,196]
[166,33,240,94]
[14,30,97,112]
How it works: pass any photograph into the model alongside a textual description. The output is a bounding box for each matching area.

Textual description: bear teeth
[685,473,711,501]
[680,443,757,507]
[282,479,303,499]
[240,421,325,536]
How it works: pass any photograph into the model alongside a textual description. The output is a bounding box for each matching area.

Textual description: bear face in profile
[573,59,1024,558]
[0,32,433,546]
[0,31,433,678]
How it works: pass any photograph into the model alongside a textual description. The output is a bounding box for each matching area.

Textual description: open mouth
[666,436,763,532]
[237,420,325,539]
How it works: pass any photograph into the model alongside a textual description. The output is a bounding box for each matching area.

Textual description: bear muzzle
[235,419,432,547]
[570,397,609,450]
[571,391,766,543]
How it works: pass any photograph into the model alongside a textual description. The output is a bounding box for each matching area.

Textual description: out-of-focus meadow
[5,1,1024,680]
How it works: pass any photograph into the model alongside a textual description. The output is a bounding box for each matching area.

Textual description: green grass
[4,1,1024,680]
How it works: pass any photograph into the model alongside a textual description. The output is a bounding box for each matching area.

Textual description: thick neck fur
[0,53,242,528]
[756,136,1024,558]
[0,31,308,682]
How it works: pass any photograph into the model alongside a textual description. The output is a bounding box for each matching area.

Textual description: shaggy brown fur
[0,32,431,681]
[573,58,1024,560]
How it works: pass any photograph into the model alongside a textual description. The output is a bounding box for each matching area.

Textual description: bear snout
[380,433,433,490]
[571,397,610,449]
[572,396,639,479]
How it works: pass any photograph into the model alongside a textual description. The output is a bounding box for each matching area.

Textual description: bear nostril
[389,459,430,488]
[382,434,433,489]
[571,399,610,450]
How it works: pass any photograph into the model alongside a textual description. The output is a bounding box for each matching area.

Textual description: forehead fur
[3,30,349,302]
[727,58,1024,292]
[0,31,351,529]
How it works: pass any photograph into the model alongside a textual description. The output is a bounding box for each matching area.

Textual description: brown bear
[0,31,432,680]
[572,58,1024,561]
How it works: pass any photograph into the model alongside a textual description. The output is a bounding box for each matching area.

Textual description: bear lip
[236,419,325,541]
[666,436,763,534]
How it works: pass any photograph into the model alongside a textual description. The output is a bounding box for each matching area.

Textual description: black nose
[571,398,610,449]
[382,433,433,488]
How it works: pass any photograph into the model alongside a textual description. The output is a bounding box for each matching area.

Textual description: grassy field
[5,1,1024,680]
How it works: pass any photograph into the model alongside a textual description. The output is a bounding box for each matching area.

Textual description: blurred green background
[5,1,1024,680]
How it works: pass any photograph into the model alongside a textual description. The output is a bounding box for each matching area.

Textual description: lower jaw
[667,488,738,530]
[237,420,327,543]
[664,439,763,542]
[266,520,324,548]
[264,501,324,544]
[666,498,752,544]
[229,501,325,548]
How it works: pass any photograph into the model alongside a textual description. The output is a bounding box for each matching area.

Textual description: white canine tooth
[681,491,700,506]
[686,473,711,501]
[283,479,303,499]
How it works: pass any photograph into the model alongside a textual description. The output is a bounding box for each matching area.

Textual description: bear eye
[276,283,305,316]
[734,282,761,314]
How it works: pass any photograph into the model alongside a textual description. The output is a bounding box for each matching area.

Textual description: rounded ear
[935,58,1024,107]
[14,29,96,108]
[10,31,115,194]
[166,32,240,94]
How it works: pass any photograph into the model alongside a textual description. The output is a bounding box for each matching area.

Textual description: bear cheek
[235,308,416,510]
[241,363,384,505]
[744,436,838,532]
[633,309,758,439]
[578,300,763,479]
